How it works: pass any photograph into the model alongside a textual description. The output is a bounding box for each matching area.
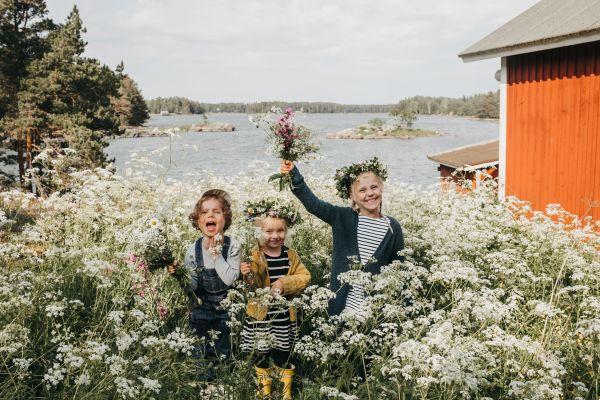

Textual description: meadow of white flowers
[0,165,598,399]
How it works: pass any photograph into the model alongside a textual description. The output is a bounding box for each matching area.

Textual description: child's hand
[167,261,180,275]
[205,234,223,257]
[280,160,294,175]
[270,280,284,296]
[240,262,252,276]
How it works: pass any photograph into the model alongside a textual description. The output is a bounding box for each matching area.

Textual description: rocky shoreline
[122,122,235,138]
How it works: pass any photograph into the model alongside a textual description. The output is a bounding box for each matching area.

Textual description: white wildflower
[138,377,161,393]
[74,371,91,386]
[114,377,140,399]
[43,363,66,388]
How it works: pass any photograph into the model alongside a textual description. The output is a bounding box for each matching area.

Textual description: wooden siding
[506,41,600,221]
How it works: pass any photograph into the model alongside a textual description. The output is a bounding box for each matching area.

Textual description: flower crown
[333,157,388,199]
[244,198,302,227]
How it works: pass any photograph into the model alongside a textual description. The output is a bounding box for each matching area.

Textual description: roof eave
[427,158,461,169]
[428,158,499,171]
[459,30,600,62]
[458,161,500,172]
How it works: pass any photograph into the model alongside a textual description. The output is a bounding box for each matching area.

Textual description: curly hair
[189,189,233,231]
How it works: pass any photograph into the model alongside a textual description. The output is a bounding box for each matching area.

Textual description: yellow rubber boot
[279,365,295,400]
[255,366,272,399]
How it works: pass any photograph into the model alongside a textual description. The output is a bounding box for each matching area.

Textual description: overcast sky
[47,0,538,104]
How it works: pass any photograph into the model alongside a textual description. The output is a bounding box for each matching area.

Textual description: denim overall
[189,236,232,378]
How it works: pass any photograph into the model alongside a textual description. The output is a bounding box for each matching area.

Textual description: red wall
[507,41,600,221]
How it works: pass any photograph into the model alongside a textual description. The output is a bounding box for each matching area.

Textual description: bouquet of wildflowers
[239,229,260,287]
[140,221,190,289]
[237,210,265,287]
[261,108,320,190]
[139,218,177,272]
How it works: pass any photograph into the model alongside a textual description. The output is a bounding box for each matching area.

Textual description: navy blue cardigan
[290,166,404,315]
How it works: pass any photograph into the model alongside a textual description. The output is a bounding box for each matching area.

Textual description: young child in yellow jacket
[240,199,310,400]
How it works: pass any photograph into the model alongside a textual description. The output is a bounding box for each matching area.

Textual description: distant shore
[149,112,498,119]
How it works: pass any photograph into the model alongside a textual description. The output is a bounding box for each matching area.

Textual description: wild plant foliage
[0,166,598,399]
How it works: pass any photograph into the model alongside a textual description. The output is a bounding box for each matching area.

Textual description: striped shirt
[343,215,390,314]
[241,248,298,353]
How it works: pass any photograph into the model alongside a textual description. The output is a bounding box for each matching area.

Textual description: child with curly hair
[169,189,240,381]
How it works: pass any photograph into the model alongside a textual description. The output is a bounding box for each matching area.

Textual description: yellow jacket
[245,246,311,322]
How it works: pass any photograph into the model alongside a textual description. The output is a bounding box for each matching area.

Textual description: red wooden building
[460,0,600,221]
[428,139,499,187]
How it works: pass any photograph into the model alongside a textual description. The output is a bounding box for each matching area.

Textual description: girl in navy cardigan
[280,157,404,316]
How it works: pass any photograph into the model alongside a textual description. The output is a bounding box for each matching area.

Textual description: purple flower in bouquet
[261,108,320,190]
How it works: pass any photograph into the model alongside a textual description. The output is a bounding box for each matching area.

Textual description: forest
[0,1,149,188]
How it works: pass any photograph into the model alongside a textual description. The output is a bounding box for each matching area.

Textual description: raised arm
[281,161,338,225]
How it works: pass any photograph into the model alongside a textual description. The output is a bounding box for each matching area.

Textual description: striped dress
[241,248,298,353]
[343,215,390,315]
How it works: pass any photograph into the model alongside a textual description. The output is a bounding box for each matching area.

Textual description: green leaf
[268,173,283,182]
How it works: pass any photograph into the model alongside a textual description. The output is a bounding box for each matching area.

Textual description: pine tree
[475,91,500,119]
[0,0,54,183]
[0,0,53,120]
[8,5,120,184]
[112,62,149,127]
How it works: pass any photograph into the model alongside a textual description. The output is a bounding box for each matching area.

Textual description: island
[326,119,439,140]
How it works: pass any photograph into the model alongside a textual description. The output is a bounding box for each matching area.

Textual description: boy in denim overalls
[172,189,241,380]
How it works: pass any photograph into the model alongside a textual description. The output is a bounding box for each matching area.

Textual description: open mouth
[205,221,217,233]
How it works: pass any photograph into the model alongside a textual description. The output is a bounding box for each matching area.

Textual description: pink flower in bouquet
[157,301,169,320]
[137,261,148,272]
[125,253,138,264]
[263,108,320,190]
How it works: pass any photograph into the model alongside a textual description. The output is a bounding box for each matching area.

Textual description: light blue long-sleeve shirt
[184,236,241,288]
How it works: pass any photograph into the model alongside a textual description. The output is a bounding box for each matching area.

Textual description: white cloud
[46,0,538,103]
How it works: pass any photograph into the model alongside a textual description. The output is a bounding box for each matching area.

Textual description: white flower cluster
[320,386,360,399]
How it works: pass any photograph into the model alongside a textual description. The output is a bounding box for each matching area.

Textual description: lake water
[105,113,499,185]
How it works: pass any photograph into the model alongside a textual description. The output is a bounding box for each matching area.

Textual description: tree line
[392,91,500,119]
[205,102,395,114]
[0,1,149,190]
[146,97,206,115]
[147,95,499,118]
[146,100,395,114]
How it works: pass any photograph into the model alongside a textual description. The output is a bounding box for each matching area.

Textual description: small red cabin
[460,0,600,221]
[428,140,499,188]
